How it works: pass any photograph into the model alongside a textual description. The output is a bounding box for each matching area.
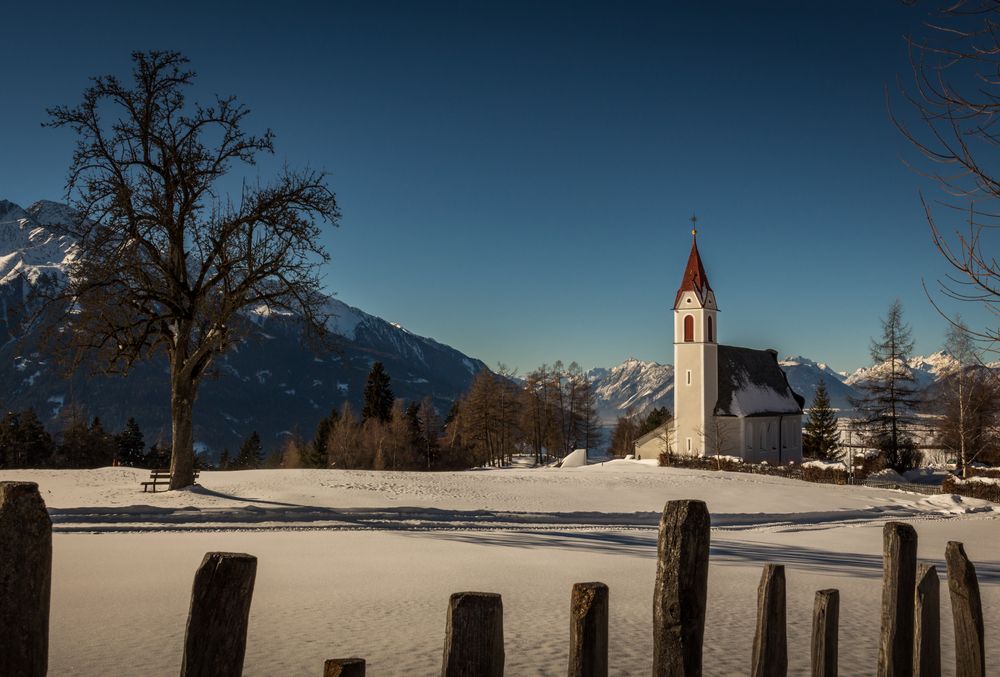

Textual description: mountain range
[0,198,974,451]
[0,199,487,453]
[588,351,964,425]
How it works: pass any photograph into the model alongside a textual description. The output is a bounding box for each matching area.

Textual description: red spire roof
[673,233,712,308]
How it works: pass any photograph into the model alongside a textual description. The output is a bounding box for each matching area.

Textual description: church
[635,225,804,464]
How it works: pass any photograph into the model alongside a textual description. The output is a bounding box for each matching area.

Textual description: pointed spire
[674,216,712,308]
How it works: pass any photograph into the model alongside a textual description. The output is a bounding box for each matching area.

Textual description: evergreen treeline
[0,411,181,470]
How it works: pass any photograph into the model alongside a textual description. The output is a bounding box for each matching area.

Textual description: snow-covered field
[3,461,998,676]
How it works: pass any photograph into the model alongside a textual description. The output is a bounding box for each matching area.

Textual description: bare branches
[899,2,1000,347]
[41,51,340,488]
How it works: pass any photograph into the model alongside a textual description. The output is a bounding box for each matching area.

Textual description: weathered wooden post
[324,657,366,677]
[652,499,710,677]
[568,581,608,677]
[878,521,917,677]
[0,482,52,677]
[441,592,504,677]
[913,564,940,677]
[945,541,985,677]
[751,564,787,677]
[180,552,258,677]
[811,589,838,677]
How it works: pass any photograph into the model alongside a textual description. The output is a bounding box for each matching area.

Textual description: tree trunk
[170,375,198,490]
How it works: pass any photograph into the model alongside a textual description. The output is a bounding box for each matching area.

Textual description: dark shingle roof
[715,345,804,417]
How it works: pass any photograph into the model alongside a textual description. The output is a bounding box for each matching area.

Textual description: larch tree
[608,410,639,458]
[803,377,840,461]
[43,51,339,489]
[850,300,922,471]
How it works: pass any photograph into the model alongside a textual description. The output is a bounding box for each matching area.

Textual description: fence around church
[0,481,990,676]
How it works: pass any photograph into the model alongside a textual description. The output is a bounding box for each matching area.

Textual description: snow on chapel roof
[715,345,805,417]
[673,233,712,308]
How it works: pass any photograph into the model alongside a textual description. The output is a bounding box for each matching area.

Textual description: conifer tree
[851,300,922,471]
[219,448,231,470]
[236,431,263,469]
[115,417,146,467]
[362,362,394,423]
[306,407,340,468]
[803,377,840,460]
[0,410,55,468]
[637,407,671,438]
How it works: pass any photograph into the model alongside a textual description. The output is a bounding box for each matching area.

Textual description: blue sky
[0,1,983,374]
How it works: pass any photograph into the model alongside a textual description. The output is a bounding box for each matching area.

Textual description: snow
[560,448,588,468]
[802,459,847,471]
[726,382,799,417]
[47,395,64,417]
[966,476,1000,487]
[868,468,907,483]
[1,463,997,675]
[324,298,365,340]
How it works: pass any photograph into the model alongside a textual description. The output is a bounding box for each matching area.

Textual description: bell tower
[673,216,718,456]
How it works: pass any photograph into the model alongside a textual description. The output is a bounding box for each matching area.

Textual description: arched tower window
[707,316,714,343]
[683,315,694,342]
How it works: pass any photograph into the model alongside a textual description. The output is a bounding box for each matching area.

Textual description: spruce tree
[236,431,263,469]
[803,377,840,460]
[362,362,394,423]
[306,407,340,468]
[115,418,146,467]
[219,448,231,470]
[850,300,922,471]
[0,410,55,469]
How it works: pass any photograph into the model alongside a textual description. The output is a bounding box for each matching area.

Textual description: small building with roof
[635,223,804,464]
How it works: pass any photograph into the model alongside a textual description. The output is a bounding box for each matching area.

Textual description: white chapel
[635,226,804,463]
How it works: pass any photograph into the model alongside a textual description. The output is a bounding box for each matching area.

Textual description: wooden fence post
[324,657,366,676]
[913,564,940,677]
[811,589,838,677]
[751,564,787,677]
[0,482,52,677]
[878,521,917,677]
[652,499,710,677]
[568,581,608,677]
[441,592,504,677]
[945,542,985,677]
[180,552,258,677]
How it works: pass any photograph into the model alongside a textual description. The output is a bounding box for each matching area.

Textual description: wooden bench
[141,468,200,493]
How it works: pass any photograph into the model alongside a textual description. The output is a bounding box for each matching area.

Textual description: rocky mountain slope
[0,199,487,454]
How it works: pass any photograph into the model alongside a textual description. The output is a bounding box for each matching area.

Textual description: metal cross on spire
[690,213,698,237]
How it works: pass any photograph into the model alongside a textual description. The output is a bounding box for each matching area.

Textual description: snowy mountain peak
[0,198,77,287]
[779,355,846,382]
[589,358,674,423]
[844,351,958,390]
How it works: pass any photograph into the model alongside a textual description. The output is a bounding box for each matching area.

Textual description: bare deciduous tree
[896,2,1000,345]
[937,318,1000,475]
[44,51,339,488]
